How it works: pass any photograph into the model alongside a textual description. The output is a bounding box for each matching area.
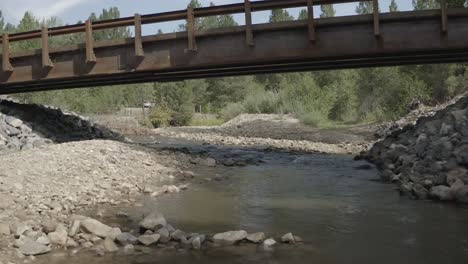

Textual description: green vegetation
[1,0,468,128]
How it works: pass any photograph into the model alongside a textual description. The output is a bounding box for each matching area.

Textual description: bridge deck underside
[1,10,468,94]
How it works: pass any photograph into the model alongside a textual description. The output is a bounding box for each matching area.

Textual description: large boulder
[19,239,51,256]
[81,218,113,238]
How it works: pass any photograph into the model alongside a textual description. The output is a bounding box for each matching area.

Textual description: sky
[0,0,414,35]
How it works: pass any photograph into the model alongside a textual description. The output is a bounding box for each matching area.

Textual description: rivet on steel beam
[134,14,145,57]
[85,20,97,63]
[41,26,54,69]
[187,6,197,52]
[441,0,448,34]
[307,0,316,43]
[2,33,13,73]
[373,0,380,38]
[244,0,254,47]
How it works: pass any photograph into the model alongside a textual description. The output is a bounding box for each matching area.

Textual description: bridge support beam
[1,34,13,73]
[41,27,54,69]
[307,0,316,43]
[134,14,145,57]
[373,0,380,37]
[244,0,254,46]
[441,0,448,34]
[85,20,97,64]
[187,6,197,52]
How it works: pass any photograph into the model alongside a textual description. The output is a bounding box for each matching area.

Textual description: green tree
[269,9,294,22]
[0,11,4,33]
[389,0,399,12]
[320,5,336,18]
[355,2,375,14]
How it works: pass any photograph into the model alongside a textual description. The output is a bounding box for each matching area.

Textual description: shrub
[220,102,245,121]
[149,104,172,128]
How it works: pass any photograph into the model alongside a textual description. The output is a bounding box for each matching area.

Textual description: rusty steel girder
[1,9,468,94]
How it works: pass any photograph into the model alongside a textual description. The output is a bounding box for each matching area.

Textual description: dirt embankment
[154,114,373,154]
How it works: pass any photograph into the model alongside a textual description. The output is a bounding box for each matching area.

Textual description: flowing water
[37,138,468,264]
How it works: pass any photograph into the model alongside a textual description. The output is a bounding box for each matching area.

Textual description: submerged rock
[139,212,167,231]
[213,230,247,245]
[104,237,119,252]
[246,232,265,243]
[116,233,138,246]
[429,186,454,201]
[138,234,160,246]
[262,238,276,251]
[281,233,296,244]
[19,239,51,256]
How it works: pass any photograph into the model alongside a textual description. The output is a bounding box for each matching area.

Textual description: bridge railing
[0,0,450,73]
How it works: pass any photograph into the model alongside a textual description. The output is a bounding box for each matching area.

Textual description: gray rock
[454,185,468,204]
[36,234,51,245]
[429,185,454,201]
[81,218,113,238]
[281,233,296,244]
[213,230,247,245]
[156,227,170,243]
[5,116,23,128]
[191,235,205,250]
[104,237,119,252]
[262,238,276,251]
[139,212,167,231]
[446,169,467,186]
[48,224,68,246]
[68,220,81,237]
[170,229,187,241]
[123,244,135,254]
[246,232,265,243]
[138,234,160,246]
[41,220,57,234]
[116,233,138,246]
[0,223,10,235]
[16,223,30,238]
[19,239,52,256]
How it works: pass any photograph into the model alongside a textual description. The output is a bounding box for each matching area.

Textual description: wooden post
[41,26,54,69]
[307,0,316,43]
[373,0,380,37]
[441,0,448,34]
[187,6,197,52]
[2,33,13,72]
[134,14,144,57]
[244,0,254,46]
[85,20,97,63]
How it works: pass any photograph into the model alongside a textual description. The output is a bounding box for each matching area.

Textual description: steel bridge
[0,0,467,94]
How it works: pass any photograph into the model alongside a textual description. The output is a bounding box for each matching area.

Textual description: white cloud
[0,0,91,22]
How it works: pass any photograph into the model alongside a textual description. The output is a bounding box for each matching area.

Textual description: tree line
[0,0,467,127]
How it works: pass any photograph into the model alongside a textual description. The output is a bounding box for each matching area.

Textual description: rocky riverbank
[361,95,468,204]
[0,97,120,155]
[0,140,196,263]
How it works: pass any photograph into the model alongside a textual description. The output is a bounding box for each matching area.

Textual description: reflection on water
[37,151,468,264]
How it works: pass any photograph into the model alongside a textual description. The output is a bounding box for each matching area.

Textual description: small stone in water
[281,233,296,244]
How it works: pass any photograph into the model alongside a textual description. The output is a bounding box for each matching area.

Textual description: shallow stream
[37,137,468,264]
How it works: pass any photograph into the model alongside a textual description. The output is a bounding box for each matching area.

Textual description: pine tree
[320,5,336,18]
[269,9,294,22]
[389,0,399,12]
[355,2,374,14]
